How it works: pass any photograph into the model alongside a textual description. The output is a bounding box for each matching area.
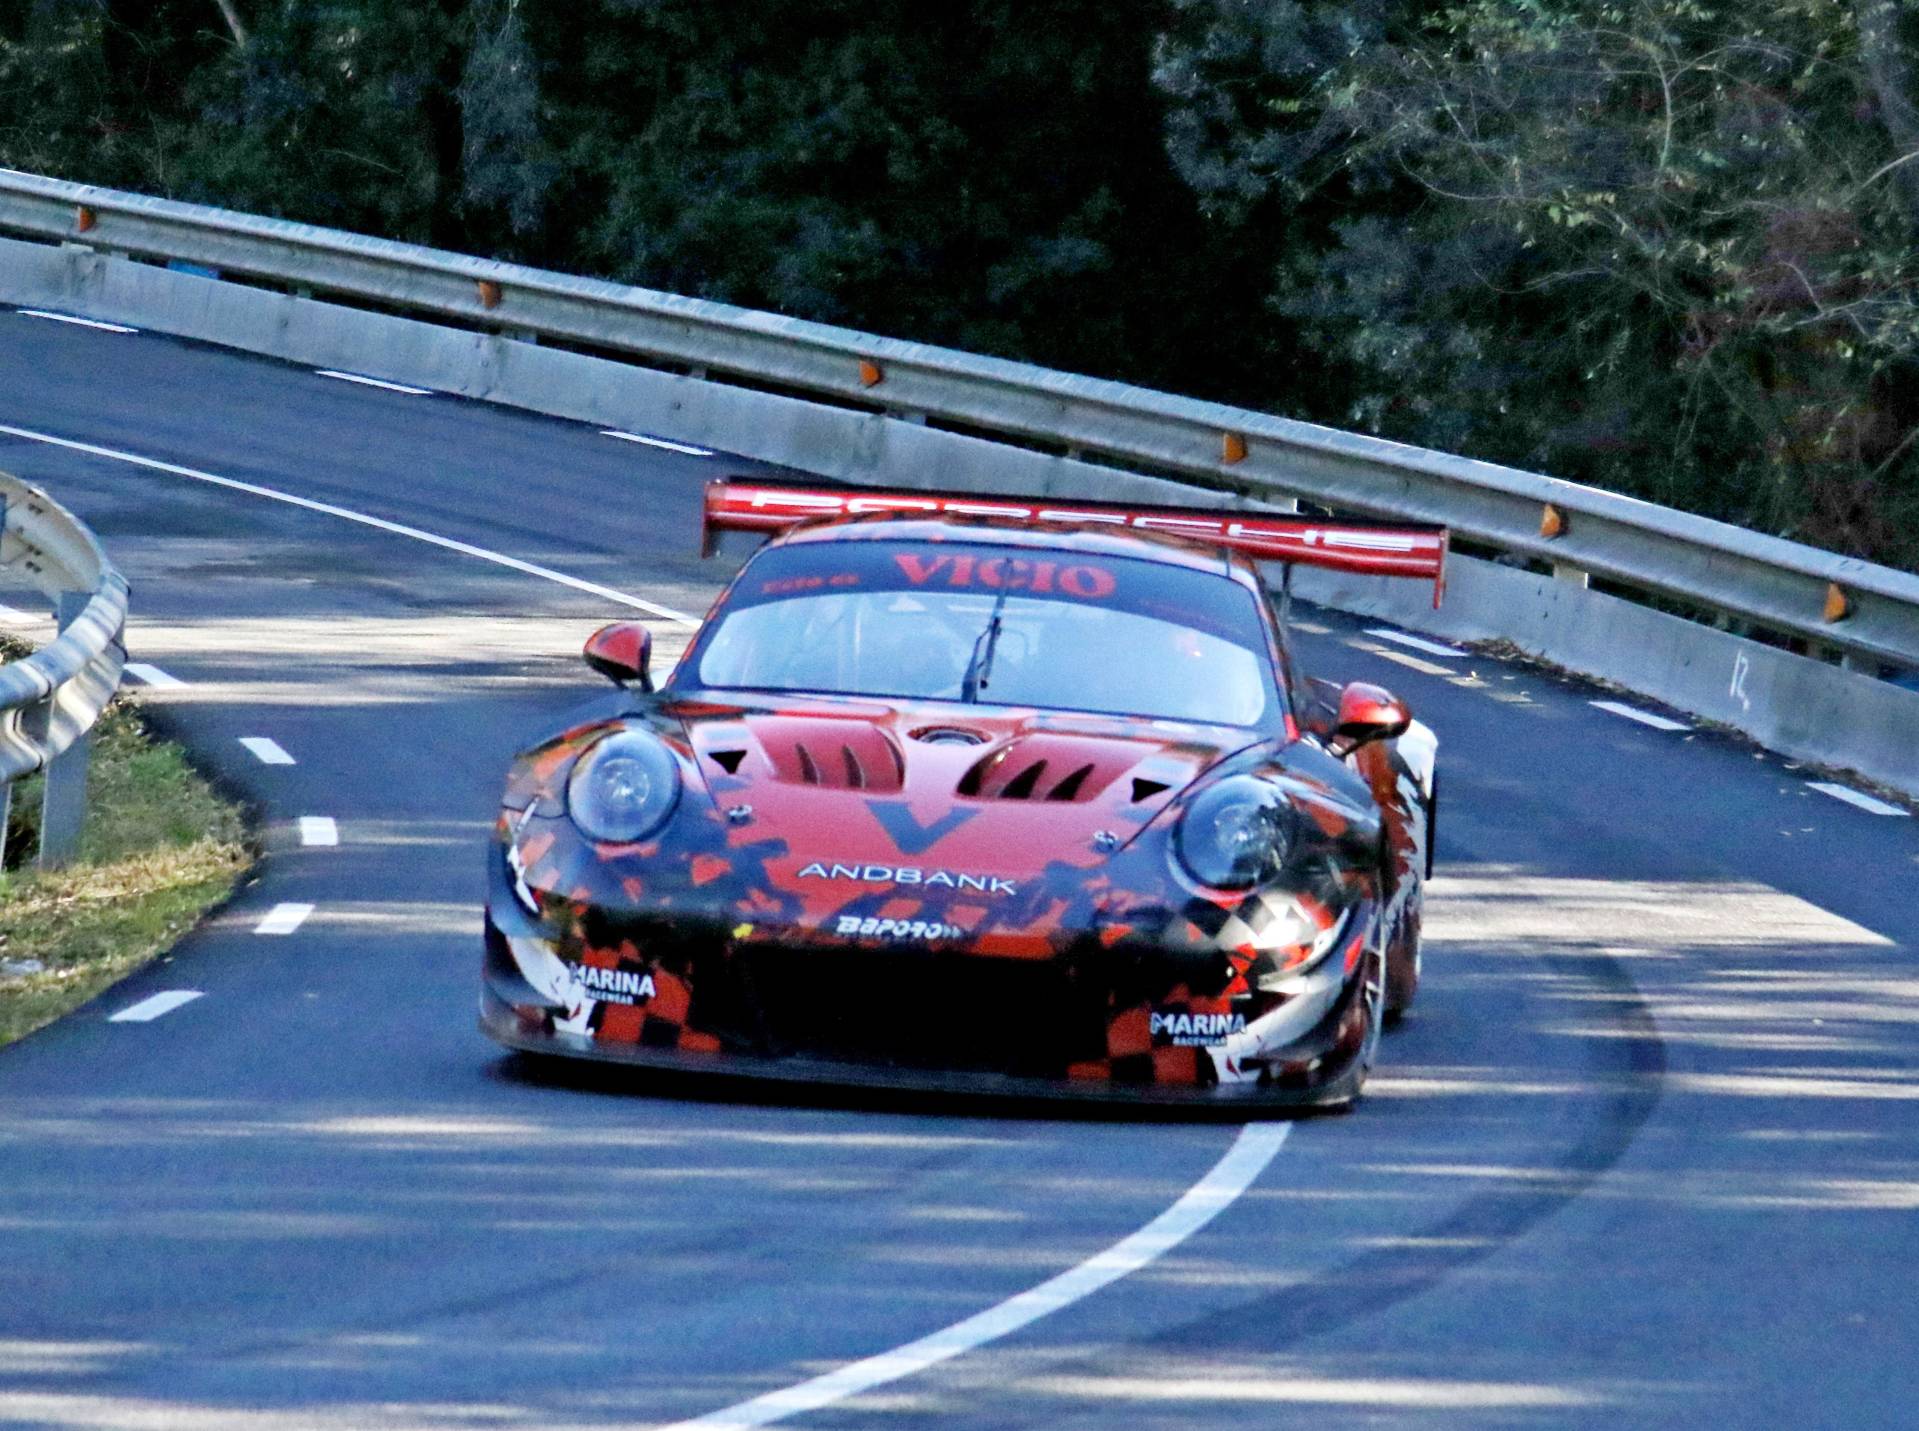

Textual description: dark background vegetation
[4,1,1916,569]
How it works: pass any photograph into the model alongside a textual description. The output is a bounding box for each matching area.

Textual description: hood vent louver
[1131,777,1170,803]
[1048,763,1096,802]
[960,751,1112,803]
[1002,760,1047,800]
[738,718,906,793]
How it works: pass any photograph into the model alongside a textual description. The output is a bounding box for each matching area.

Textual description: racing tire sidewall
[1314,940,1388,1113]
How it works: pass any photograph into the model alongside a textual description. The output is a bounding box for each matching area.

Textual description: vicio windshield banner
[701,478,1449,605]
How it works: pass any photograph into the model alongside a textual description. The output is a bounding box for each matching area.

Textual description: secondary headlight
[1174,776,1300,890]
[566,729,680,844]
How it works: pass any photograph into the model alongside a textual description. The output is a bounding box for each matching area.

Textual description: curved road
[1,308,1915,1430]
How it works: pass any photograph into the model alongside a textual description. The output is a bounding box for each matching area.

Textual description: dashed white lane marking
[123,662,186,689]
[315,369,434,396]
[1370,648,1455,677]
[664,1123,1290,1431]
[255,903,315,936]
[17,309,139,334]
[239,737,295,766]
[1591,699,1691,732]
[298,816,339,847]
[108,990,203,1022]
[0,423,700,627]
[602,429,716,458]
[1808,782,1910,817]
[1364,627,1467,658]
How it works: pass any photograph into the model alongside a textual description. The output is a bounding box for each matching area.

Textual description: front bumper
[482,981,1351,1107]
[481,877,1381,1109]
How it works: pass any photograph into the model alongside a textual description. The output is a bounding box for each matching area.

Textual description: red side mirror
[1334,681,1411,751]
[584,622,654,690]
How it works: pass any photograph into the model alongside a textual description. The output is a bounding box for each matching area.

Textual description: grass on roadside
[0,670,251,1047]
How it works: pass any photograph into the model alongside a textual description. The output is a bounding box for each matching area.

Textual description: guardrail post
[35,591,93,868]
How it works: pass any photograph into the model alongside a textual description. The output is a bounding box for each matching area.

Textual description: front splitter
[479,993,1341,1114]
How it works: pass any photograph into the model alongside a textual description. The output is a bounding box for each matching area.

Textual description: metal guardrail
[3,168,1917,673]
[0,470,128,868]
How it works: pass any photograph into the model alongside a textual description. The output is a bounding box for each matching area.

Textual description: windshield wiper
[959,585,1011,702]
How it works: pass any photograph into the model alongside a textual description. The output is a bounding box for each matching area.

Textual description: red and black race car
[481,480,1442,1108]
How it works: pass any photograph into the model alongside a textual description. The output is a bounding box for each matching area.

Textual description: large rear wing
[701,478,1448,605]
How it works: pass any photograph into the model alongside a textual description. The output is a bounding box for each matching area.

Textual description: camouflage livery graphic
[481,480,1440,1109]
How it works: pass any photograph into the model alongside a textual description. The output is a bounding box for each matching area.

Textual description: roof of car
[770,511,1268,589]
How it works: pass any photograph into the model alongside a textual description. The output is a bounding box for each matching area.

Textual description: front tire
[1384,903,1422,1021]
[1313,940,1387,1112]
[1384,776,1434,1019]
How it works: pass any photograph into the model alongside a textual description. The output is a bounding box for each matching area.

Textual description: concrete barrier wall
[0,239,1212,507]
[5,237,1914,796]
[1295,557,1919,795]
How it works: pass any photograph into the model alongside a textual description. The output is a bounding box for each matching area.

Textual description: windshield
[679,539,1281,728]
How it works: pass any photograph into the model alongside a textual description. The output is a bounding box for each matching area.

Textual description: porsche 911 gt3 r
[481,480,1442,1108]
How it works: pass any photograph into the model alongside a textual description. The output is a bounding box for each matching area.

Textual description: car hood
[666,692,1260,879]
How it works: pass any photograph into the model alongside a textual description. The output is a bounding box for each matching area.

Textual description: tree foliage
[2,1,1916,567]
[0,1,1267,395]
[1157,0,1919,564]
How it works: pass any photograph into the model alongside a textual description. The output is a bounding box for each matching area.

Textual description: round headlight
[1174,777,1299,889]
[566,729,680,844]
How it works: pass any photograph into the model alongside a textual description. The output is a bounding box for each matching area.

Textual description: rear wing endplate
[701,478,1448,606]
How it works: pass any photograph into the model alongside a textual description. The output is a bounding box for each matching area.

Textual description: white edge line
[1369,647,1455,677]
[601,429,716,458]
[255,902,316,936]
[17,309,139,334]
[1363,627,1467,658]
[239,737,295,766]
[1590,699,1691,733]
[663,1123,1290,1430]
[0,423,698,626]
[298,816,340,847]
[314,369,434,396]
[108,990,204,1023]
[1807,781,1909,817]
[124,662,187,689]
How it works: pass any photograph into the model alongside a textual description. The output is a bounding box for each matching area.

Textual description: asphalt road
[1,307,1915,1430]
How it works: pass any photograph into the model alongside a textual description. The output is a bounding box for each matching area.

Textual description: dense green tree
[169,1,471,245]
[0,2,1270,397]
[0,1,471,241]
[0,1,221,187]
[3,1,1916,566]
[1156,0,1919,565]
[511,1,1269,392]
